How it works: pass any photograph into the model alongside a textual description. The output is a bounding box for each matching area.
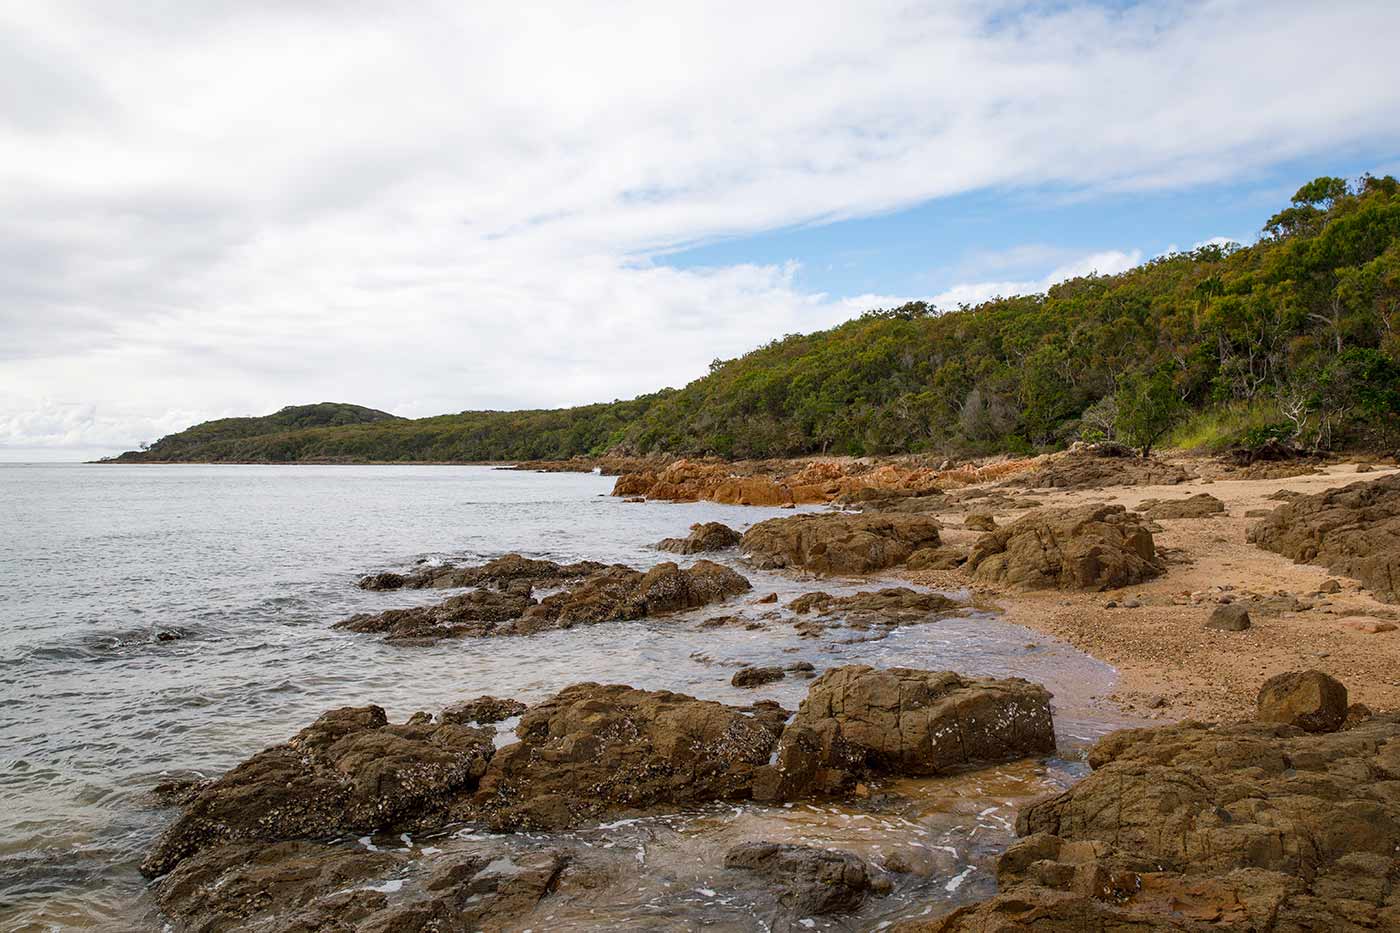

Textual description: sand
[906,458,1400,722]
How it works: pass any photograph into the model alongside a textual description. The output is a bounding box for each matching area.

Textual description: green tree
[1115,369,1184,458]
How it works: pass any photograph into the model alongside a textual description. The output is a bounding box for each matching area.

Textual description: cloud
[932,249,1144,307]
[2,0,1400,454]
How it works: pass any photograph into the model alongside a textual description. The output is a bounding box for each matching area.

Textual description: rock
[656,521,743,554]
[1344,702,1375,729]
[336,588,537,641]
[1318,578,1342,593]
[141,706,497,877]
[1145,694,1168,709]
[964,512,997,531]
[1357,462,1376,473]
[965,504,1162,591]
[723,842,880,915]
[754,666,1055,801]
[342,560,751,642]
[1205,603,1251,631]
[1341,618,1398,634]
[440,695,527,725]
[1244,507,1272,517]
[1003,453,1190,490]
[1256,670,1348,732]
[755,592,778,604]
[741,513,943,574]
[1137,492,1225,520]
[1122,597,1142,608]
[467,683,788,830]
[788,587,964,627]
[1247,474,1400,603]
[357,553,610,592]
[732,666,785,688]
[1227,437,1302,465]
[904,545,966,570]
[916,708,1400,933]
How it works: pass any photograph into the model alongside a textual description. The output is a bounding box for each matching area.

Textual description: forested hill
[110,175,1400,464]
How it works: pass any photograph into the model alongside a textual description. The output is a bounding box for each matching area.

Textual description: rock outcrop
[358,553,611,591]
[741,513,943,574]
[753,667,1055,801]
[965,504,1162,591]
[141,706,496,878]
[466,683,790,830]
[1003,452,1190,490]
[788,587,964,631]
[655,521,743,554]
[440,695,527,725]
[723,842,884,915]
[1137,492,1225,519]
[1247,473,1400,603]
[906,688,1400,932]
[339,560,751,642]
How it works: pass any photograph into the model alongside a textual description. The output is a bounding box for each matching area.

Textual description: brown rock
[440,695,527,725]
[467,683,788,830]
[358,553,610,592]
[1256,670,1348,732]
[1003,452,1190,490]
[741,512,942,575]
[964,512,997,531]
[656,521,742,554]
[1137,492,1225,520]
[965,504,1162,591]
[1247,474,1400,603]
[732,666,785,688]
[1340,618,1397,634]
[787,587,964,629]
[141,707,496,878]
[723,842,880,915]
[904,545,966,570]
[754,666,1054,801]
[1205,603,1251,632]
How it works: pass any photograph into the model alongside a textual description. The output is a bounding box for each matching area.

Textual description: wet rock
[151,777,210,808]
[904,545,967,570]
[754,666,1055,801]
[152,840,404,933]
[466,683,788,830]
[656,521,743,554]
[965,504,1162,591]
[1256,670,1348,732]
[788,587,963,628]
[723,841,880,915]
[342,560,750,642]
[440,695,528,725]
[741,513,942,575]
[964,512,997,531]
[336,588,536,641]
[1003,452,1190,490]
[755,592,778,604]
[141,706,496,878]
[1205,603,1251,632]
[1137,492,1225,520]
[921,708,1400,933]
[1247,474,1400,603]
[357,553,611,592]
[732,666,785,688]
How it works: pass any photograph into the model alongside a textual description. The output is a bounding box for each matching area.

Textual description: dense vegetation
[113,175,1400,463]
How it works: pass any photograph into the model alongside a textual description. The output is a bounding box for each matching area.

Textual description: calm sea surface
[0,464,1124,931]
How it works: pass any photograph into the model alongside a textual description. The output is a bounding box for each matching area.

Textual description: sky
[3,1,1400,461]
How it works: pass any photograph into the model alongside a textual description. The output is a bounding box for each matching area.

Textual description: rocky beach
[42,444,1395,930]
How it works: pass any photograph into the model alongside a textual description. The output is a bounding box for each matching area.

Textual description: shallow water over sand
[0,464,1129,930]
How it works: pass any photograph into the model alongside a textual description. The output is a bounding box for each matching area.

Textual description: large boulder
[741,513,943,574]
[1256,670,1348,733]
[141,706,496,878]
[965,504,1162,591]
[465,683,789,830]
[753,666,1055,801]
[1247,474,1400,603]
[912,709,1400,932]
[723,842,882,915]
[656,521,743,554]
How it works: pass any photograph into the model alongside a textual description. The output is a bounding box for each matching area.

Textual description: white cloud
[932,249,1144,307]
[2,0,1400,454]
